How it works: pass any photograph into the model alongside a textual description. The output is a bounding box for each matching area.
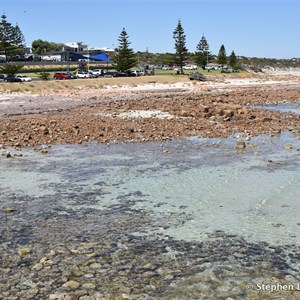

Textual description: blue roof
[89,53,111,62]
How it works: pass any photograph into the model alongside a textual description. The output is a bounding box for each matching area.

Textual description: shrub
[37,72,51,81]
[0,63,24,76]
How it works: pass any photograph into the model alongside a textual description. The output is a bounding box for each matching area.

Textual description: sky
[1,0,300,59]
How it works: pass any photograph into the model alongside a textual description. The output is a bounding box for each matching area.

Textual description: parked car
[4,76,23,82]
[116,71,136,77]
[90,69,104,76]
[88,71,98,78]
[76,71,90,79]
[183,65,198,70]
[54,72,71,80]
[16,75,32,82]
[0,73,5,79]
[66,73,77,79]
[103,71,118,78]
[131,70,141,76]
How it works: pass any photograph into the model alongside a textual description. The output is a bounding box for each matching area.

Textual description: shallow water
[1,132,300,246]
[1,133,300,299]
[253,102,300,114]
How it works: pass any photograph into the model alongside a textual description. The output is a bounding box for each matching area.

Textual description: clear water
[253,102,300,114]
[1,132,300,246]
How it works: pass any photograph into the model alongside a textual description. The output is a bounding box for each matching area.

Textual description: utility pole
[66,50,70,73]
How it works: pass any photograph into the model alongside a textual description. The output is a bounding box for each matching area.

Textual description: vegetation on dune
[36,72,51,81]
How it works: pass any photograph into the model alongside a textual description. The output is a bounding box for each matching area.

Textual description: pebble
[18,247,30,256]
[4,207,15,213]
[235,138,246,150]
[284,143,293,150]
[62,280,81,289]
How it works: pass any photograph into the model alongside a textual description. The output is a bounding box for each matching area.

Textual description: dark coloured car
[0,73,5,79]
[53,72,71,80]
[103,71,118,78]
[66,73,77,79]
[4,76,23,82]
[116,71,136,77]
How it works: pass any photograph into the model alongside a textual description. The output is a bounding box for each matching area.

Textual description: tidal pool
[1,132,300,299]
[253,102,300,114]
[1,132,300,245]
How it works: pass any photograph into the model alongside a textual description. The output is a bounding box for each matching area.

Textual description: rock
[235,138,246,150]
[285,274,299,285]
[32,263,43,271]
[81,282,96,289]
[40,149,48,154]
[89,262,101,269]
[180,110,190,117]
[43,259,54,267]
[224,110,234,118]
[3,151,11,158]
[4,207,15,213]
[203,106,210,113]
[284,144,293,150]
[40,257,48,264]
[18,247,30,256]
[49,294,76,300]
[62,280,80,289]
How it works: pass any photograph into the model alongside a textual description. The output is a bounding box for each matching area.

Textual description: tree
[217,44,227,70]
[36,72,51,81]
[31,39,61,54]
[229,50,238,70]
[0,14,25,60]
[173,19,188,74]
[0,63,23,77]
[113,28,137,72]
[195,35,212,69]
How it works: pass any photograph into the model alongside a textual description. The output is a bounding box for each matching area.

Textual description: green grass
[152,69,223,76]
[17,68,224,79]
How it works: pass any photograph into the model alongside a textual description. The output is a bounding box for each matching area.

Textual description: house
[40,52,62,62]
[63,42,87,53]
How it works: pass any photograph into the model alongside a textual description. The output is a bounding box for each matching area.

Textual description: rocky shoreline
[1,73,300,299]
[0,77,300,149]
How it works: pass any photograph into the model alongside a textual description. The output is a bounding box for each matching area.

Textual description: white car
[16,75,32,82]
[76,71,91,79]
[90,69,104,76]
[183,65,198,70]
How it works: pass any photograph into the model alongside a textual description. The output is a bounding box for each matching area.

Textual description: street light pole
[66,50,70,73]
[87,45,89,74]
[205,44,209,68]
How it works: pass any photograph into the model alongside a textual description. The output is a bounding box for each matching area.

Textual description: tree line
[0,14,296,72]
[116,20,238,72]
[173,19,238,73]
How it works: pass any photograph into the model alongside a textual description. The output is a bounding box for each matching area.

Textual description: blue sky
[1,0,299,58]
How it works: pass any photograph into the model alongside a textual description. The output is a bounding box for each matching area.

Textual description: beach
[1,71,300,300]
[0,71,300,149]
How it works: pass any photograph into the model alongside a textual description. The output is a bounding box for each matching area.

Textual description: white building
[63,42,87,52]
[99,47,115,52]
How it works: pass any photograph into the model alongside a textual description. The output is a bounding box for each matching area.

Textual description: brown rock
[236,138,246,150]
